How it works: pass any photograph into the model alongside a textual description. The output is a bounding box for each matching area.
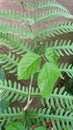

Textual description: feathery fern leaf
[0,21,73,40]
[0,52,19,74]
[0,10,35,24]
[0,107,23,127]
[59,63,73,78]
[0,80,28,103]
[36,9,73,23]
[0,33,32,55]
[11,41,32,55]
[46,87,73,111]
[0,79,73,109]
[34,21,73,40]
[0,80,40,103]
[50,40,73,56]
[35,0,70,12]
[0,22,33,39]
[0,86,73,129]
[28,108,73,130]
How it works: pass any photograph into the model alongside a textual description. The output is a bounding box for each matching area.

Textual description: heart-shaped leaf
[18,52,41,80]
[38,62,61,98]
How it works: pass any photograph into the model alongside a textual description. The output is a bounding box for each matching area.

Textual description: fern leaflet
[50,40,73,56]
[59,63,73,78]
[0,10,35,24]
[0,52,19,74]
[36,9,73,23]
[34,21,73,40]
[35,0,70,12]
[0,107,23,127]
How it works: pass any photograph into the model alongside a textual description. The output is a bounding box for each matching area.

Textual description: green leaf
[35,126,46,130]
[38,62,61,98]
[18,52,41,80]
[45,48,60,65]
[5,122,24,130]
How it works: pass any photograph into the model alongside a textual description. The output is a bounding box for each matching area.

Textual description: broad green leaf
[35,126,46,130]
[38,62,61,98]
[5,122,24,130]
[18,52,41,80]
[45,48,60,65]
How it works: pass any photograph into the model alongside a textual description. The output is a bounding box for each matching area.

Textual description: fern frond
[0,33,32,55]
[0,10,35,24]
[0,52,19,74]
[0,79,73,109]
[28,108,73,130]
[0,22,33,39]
[50,40,73,56]
[59,63,73,78]
[0,107,23,127]
[0,85,73,129]
[0,80,40,103]
[34,21,73,40]
[46,87,73,111]
[0,80,27,103]
[35,0,70,12]
[1,21,73,40]
[12,41,32,55]
[36,9,73,23]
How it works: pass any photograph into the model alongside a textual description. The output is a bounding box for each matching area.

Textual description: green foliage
[0,0,73,130]
[0,10,35,24]
[34,22,73,40]
[45,47,60,64]
[38,62,60,97]
[0,80,28,103]
[59,63,73,78]
[35,0,70,12]
[18,52,41,80]
[6,122,24,130]
[35,126,46,130]
[18,49,60,98]
[28,108,73,130]
[0,107,23,127]
[50,40,73,56]
[0,68,9,111]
